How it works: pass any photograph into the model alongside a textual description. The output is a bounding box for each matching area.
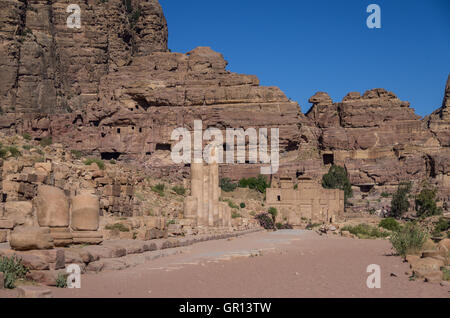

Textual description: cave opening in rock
[101,152,121,160]
[359,185,374,193]
[323,153,334,165]
[1,193,7,203]
[156,143,171,151]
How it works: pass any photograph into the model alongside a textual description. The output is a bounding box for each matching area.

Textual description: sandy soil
[1,230,449,298]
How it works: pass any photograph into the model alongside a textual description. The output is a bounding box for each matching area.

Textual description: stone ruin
[8,185,102,251]
[266,177,345,225]
[184,148,232,229]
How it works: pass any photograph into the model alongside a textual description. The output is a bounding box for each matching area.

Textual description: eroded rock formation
[0,0,449,213]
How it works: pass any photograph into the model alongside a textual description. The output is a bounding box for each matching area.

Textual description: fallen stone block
[25,270,64,286]
[17,286,53,298]
[3,201,33,227]
[411,257,445,278]
[50,228,73,247]
[86,260,104,273]
[72,231,103,245]
[70,194,100,231]
[34,185,69,228]
[83,245,125,260]
[424,271,444,284]
[103,240,145,255]
[99,259,129,271]
[10,227,54,251]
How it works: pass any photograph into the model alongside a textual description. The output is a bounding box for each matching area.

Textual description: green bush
[56,273,68,288]
[238,175,270,193]
[22,133,31,140]
[391,182,412,218]
[443,268,450,281]
[0,256,29,289]
[432,218,450,237]
[151,183,165,196]
[322,165,353,203]
[240,202,246,209]
[381,192,391,198]
[172,186,186,196]
[7,146,21,158]
[276,223,293,230]
[232,211,242,219]
[105,223,129,232]
[268,207,278,221]
[225,200,239,209]
[84,158,105,170]
[109,159,116,165]
[219,178,238,192]
[70,149,83,159]
[390,223,428,258]
[22,145,31,151]
[415,184,442,218]
[379,218,401,232]
[0,147,7,159]
[341,224,390,239]
[39,136,53,147]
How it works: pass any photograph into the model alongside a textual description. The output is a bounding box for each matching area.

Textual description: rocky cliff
[0,0,448,212]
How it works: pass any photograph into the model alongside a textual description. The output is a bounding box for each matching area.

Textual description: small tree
[415,184,442,218]
[390,223,427,258]
[268,207,278,223]
[322,165,353,203]
[390,182,411,219]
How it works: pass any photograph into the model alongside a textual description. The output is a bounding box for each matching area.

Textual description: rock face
[0,0,167,114]
[0,0,449,212]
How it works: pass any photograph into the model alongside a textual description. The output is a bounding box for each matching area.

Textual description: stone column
[191,163,205,226]
[218,203,224,227]
[209,148,220,227]
[208,164,215,227]
[202,164,210,227]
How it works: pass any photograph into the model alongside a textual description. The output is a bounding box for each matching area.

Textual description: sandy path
[2,230,449,298]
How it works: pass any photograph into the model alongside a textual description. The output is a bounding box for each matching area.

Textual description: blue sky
[160,0,450,117]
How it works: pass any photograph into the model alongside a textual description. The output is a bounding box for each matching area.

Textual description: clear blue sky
[160,0,450,117]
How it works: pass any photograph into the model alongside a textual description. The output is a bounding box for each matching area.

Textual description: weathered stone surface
[4,201,34,227]
[0,272,3,289]
[9,227,54,251]
[0,0,448,216]
[17,286,53,298]
[0,230,7,243]
[34,185,69,228]
[71,193,100,231]
[410,257,445,278]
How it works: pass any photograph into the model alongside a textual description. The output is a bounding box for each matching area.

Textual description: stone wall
[266,178,345,225]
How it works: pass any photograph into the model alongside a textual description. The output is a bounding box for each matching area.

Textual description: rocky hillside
[0,0,449,212]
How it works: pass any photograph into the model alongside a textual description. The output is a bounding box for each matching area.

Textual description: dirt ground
[1,230,449,298]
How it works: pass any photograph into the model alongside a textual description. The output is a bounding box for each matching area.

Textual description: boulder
[410,257,445,278]
[424,271,443,283]
[70,194,100,231]
[34,186,69,228]
[438,238,450,251]
[4,201,34,227]
[9,227,54,251]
